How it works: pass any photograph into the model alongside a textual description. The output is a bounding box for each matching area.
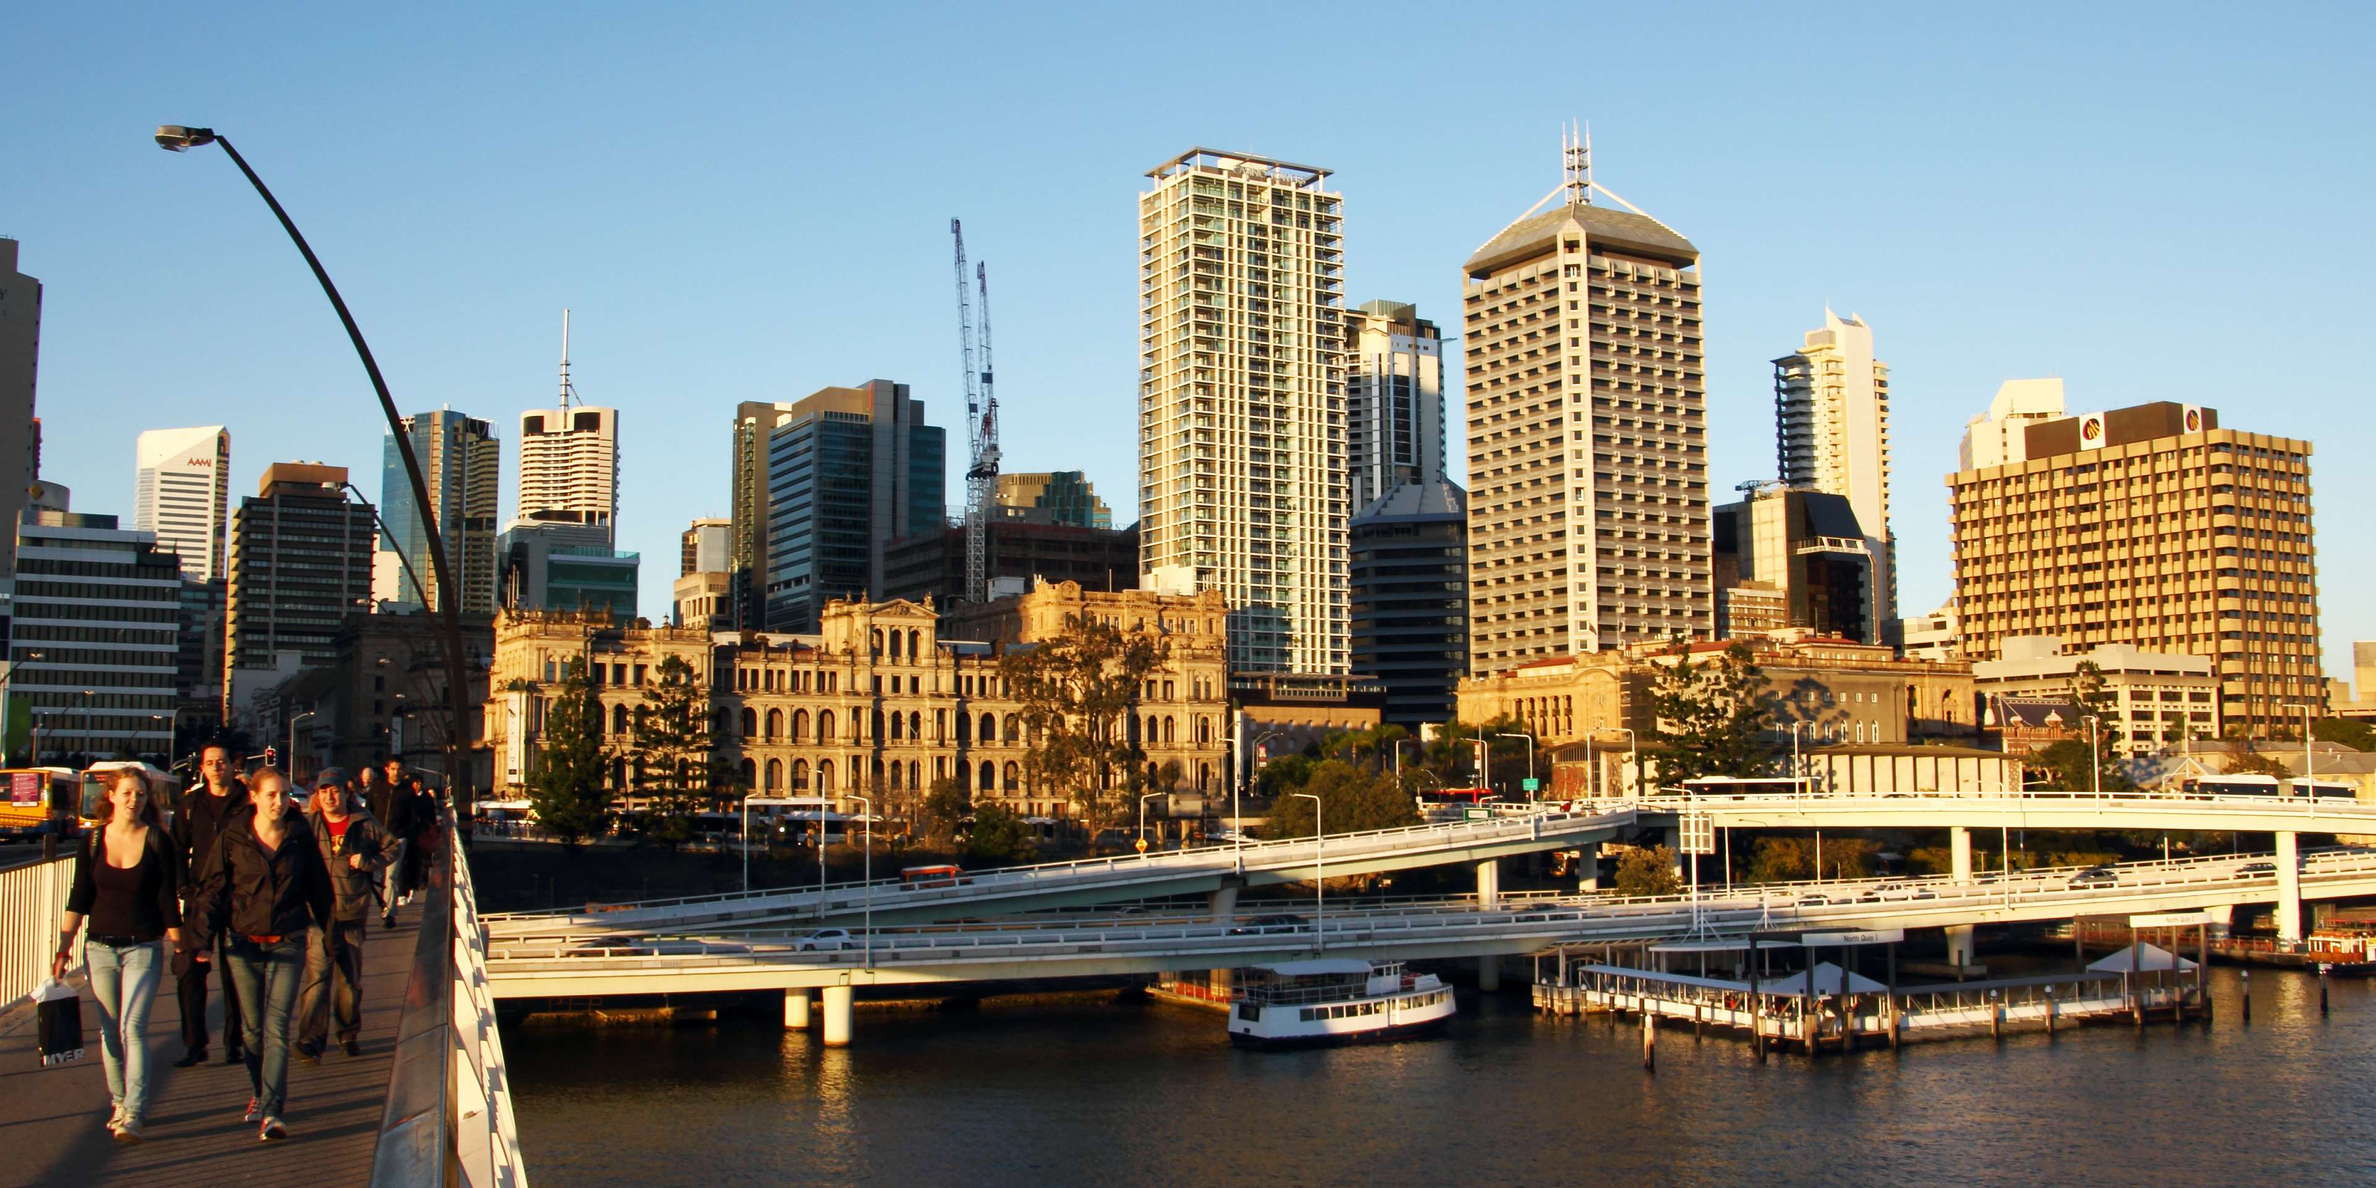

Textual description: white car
[796,928,856,952]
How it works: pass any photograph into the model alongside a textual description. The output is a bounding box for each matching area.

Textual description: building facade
[881,520,1138,607]
[131,424,230,583]
[762,381,945,632]
[1462,175,1710,673]
[517,404,618,544]
[1712,486,1875,643]
[498,518,639,619]
[7,501,181,764]
[1137,148,1349,674]
[1773,310,1893,632]
[1349,481,1467,729]
[681,517,731,577]
[0,241,42,641]
[729,400,797,630]
[1947,400,2322,737]
[1344,300,1445,512]
[1958,378,2065,471]
[1972,635,2221,754]
[995,472,1113,529]
[382,410,499,615]
[225,464,378,717]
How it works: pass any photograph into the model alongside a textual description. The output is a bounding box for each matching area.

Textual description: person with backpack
[52,768,186,1143]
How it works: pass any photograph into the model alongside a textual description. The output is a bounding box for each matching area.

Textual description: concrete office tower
[1711,486,1875,642]
[9,494,182,764]
[226,464,377,717]
[681,516,731,577]
[0,240,41,606]
[517,403,616,540]
[1345,300,1446,511]
[996,472,1114,529]
[1948,401,2322,738]
[131,425,231,582]
[1350,481,1468,728]
[380,410,499,615]
[1774,310,1893,631]
[498,518,639,619]
[1138,148,1350,673]
[1462,153,1710,673]
[730,400,799,629]
[1959,378,2065,470]
[762,381,944,632]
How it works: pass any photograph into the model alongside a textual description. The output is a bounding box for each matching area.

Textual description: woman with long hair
[53,769,185,1143]
[195,768,330,1142]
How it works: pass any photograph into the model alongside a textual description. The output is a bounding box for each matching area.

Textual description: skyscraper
[1959,378,2066,470]
[995,472,1113,529]
[517,404,616,541]
[682,516,731,576]
[1344,300,1446,511]
[1947,401,2322,737]
[9,493,181,764]
[1137,148,1349,673]
[0,240,42,612]
[730,400,798,629]
[1350,481,1468,728]
[1773,310,1893,632]
[381,410,499,615]
[225,464,377,717]
[131,425,231,583]
[762,381,944,632]
[1462,150,1710,673]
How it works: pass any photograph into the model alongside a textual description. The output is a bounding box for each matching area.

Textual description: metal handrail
[1,855,75,1010]
[371,809,527,1187]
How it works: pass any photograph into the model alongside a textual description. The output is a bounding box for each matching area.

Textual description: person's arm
[155,834,185,932]
[52,837,94,978]
[302,822,335,928]
[190,831,230,959]
[356,820,392,875]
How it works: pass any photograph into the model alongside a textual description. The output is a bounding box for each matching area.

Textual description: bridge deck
[0,901,414,1188]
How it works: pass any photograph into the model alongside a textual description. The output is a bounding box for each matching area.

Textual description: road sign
[2129,911,2215,928]
[1799,929,1905,947]
[1134,837,1148,853]
[1522,778,1541,793]
[1679,809,1714,855]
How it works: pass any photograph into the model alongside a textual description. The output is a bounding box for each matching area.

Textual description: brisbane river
[508,966,2374,1185]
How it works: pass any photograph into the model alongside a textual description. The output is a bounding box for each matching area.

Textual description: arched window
[957,712,971,744]
[907,629,921,660]
[793,708,810,742]
[874,709,888,741]
[819,710,837,742]
[888,711,903,741]
[766,708,784,741]
[1163,716,1176,745]
[980,712,997,742]
[817,759,836,793]
[1002,761,1020,792]
[907,760,920,789]
[977,760,994,793]
[738,758,756,787]
[1195,716,1211,744]
[740,707,757,738]
[611,704,630,735]
[1003,714,1020,743]
[871,628,884,656]
[909,711,922,741]
[888,763,903,791]
[765,758,783,792]
[792,758,810,791]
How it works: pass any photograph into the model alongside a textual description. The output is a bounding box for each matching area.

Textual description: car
[2068,866,2119,889]
[795,928,856,952]
[2236,861,2278,879]
[1796,894,1834,907]
[1873,882,1935,901]
[1228,913,1308,935]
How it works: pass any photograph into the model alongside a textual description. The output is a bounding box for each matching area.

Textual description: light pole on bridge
[1291,792,1322,953]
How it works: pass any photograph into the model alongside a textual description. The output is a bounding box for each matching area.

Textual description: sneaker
[295,1043,321,1065]
[258,1117,288,1142]
[341,1038,362,1057]
[105,1105,123,1131]
[172,1049,208,1068]
[243,1097,262,1124]
[382,914,396,929]
[111,1120,144,1144]
[224,1048,247,1065]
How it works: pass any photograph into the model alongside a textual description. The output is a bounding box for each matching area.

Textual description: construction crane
[951,219,1001,603]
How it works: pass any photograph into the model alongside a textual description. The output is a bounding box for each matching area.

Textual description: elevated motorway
[483,847,2376,1002]
[488,792,2376,941]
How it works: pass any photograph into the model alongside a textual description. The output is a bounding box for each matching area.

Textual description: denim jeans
[296,920,365,1049]
[380,840,406,910]
[225,935,306,1119]
[85,939,163,1126]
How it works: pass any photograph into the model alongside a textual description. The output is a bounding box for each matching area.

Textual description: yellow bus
[0,767,80,841]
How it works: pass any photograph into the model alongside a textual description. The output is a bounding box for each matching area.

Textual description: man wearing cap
[294,768,389,1061]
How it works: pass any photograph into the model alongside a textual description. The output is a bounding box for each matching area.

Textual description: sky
[7,2,2371,684]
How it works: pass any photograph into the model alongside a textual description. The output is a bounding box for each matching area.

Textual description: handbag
[35,979,84,1067]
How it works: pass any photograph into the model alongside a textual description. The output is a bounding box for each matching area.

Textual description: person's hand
[349,853,365,869]
[191,948,209,964]
[50,950,70,980]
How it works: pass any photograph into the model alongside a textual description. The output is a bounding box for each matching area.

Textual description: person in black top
[194,768,331,1142]
[53,768,185,1143]
[386,774,440,914]
[169,743,248,1067]
[294,769,389,1060]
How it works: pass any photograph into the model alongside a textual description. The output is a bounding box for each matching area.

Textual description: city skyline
[8,5,2374,680]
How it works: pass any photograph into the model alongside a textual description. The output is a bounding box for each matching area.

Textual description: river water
[508,966,2376,1186]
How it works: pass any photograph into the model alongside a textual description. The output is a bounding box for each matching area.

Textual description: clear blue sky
[8,3,2371,684]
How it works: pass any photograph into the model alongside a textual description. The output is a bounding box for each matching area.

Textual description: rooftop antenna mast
[1564,120,1592,206]
[558,308,577,409]
[951,220,1001,604]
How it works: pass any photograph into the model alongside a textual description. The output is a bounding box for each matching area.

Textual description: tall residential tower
[1773,310,1893,635]
[1137,148,1349,673]
[1344,300,1445,511]
[132,425,231,583]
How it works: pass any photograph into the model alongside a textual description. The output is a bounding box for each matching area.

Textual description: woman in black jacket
[52,769,184,1143]
[195,768,330,1142]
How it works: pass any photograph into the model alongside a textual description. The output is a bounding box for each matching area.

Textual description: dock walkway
[0,902,413,1188]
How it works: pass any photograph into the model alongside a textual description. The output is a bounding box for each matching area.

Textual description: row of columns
[784,986,854,1046]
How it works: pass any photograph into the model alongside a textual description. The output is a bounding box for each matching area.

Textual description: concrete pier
[2276,832,2303,944]
[1946,827,1976,968]
[822,985,854,1046]
[784,988,812,1029]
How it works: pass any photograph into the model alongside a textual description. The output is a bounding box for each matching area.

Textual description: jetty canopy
[1766,962,1887,996]
[2087,944,2199,973]
[1247,959,1375,977]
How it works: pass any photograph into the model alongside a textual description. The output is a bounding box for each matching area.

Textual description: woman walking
[52,769,185,1143]
[195,768,330,1141]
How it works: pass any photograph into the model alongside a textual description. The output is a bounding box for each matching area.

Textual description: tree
[634,654,718,849]
[919,777,969,849]
[964,803,1039,866]
[526,662,610,847]
[1613,845,1682,897]
[1000,619,1165,832]
[2223,735,2294,779]
[1260,760,1419,838]
[2314,717,2375,752]
[1649,640,1776,785]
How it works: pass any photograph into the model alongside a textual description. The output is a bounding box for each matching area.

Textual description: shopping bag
[36,979,84,1067]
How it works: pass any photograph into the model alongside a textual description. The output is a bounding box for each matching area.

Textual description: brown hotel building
[1946,401,2322,737]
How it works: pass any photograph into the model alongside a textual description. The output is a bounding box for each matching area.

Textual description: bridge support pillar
[1476,859,1501,908]
[1478,955,1503,992]
[1946,827,1976,970]
[2276,831,2304,945]
[822,985,854,1047]
[783,989,812,1030]
[1208,884,1239,925]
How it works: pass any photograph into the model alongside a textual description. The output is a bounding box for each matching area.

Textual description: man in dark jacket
[295,769,388,1059]
[169,744,248,1067]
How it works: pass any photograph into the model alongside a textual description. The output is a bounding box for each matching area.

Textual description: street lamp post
[1139,791,1165,853]
[289,710,318,781]
[848,793,873,968]
[1493,733,1536,800]
[1291,792,1323,952]
[157,124,478,834]
[2083,715,2103,798]
[1242,729,1287,861]
[1790,722,1807,795]
[2284,703,2314,783]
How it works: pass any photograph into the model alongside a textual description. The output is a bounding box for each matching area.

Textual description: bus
[1673,776,1819,799]
[2285,778,2357,801]
[2190,774,2281,798]
[78,761,178,829]
[0,767,80,841]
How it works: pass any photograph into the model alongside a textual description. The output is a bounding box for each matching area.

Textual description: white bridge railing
[1,855,75,1011]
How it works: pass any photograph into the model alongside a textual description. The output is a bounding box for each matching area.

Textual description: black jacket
[388,788,439,842]
[66,827,184,942]
[171,779,249,895]
[302,805,391,923]
[194,812,333,948]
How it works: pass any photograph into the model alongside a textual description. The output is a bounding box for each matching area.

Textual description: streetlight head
[155,125,217,152]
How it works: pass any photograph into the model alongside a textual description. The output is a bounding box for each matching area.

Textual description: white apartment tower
[1773,310,1894,633]
[1959,378,2066,470]
[132,425,231,582]
[1345,300,1445,511]
[517,313,618,542]
[1138,149,1349,673]
[1462,144,1710,673]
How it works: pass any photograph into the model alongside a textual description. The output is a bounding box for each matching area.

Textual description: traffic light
[263,745,278,769]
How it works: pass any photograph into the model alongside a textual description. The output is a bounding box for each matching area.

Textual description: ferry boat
[1226,959,1455,1047]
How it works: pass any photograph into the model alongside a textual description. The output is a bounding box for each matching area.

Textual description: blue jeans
[85,940,163,1126]
[225,935,305,1120]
